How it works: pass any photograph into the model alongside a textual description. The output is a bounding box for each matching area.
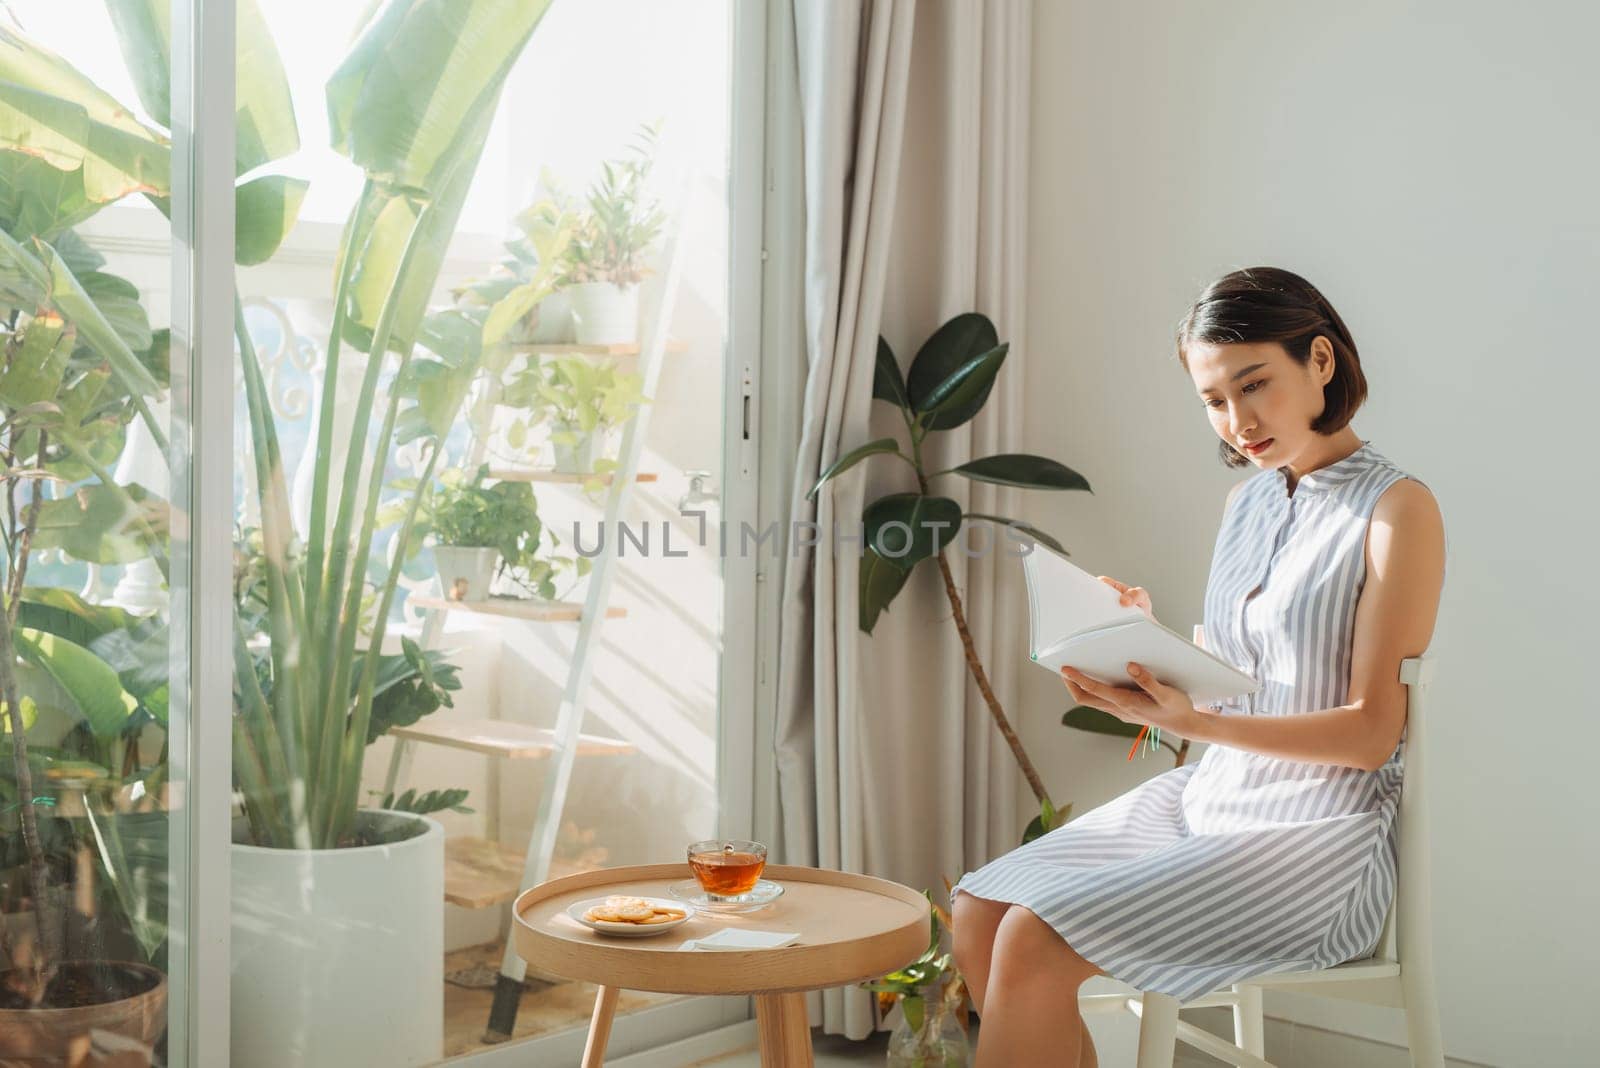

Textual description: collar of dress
[1274,440,1373,499]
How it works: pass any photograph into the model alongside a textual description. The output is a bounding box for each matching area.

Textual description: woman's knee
[992,905,1099,983]
[951,893,1008,966]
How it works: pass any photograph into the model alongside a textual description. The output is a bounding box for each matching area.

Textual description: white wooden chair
[1079,649,1445,1068]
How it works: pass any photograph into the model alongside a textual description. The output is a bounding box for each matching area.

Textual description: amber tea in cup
[687,839,767,897]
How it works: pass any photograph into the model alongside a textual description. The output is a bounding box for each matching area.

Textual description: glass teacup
[687,839,767,899]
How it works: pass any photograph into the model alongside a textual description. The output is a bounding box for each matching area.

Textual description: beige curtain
[774,0,1032,1039]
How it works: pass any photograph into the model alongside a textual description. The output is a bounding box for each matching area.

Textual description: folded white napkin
[678,928,800,952]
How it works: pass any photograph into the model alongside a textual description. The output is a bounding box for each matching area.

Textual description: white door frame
[168,0,237,1063]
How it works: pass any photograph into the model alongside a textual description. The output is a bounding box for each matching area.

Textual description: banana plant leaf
[17,589,169,725]
[235,175,309,266]
[103,0,299,175]
[327,0,554,193]
[14,628,138,738]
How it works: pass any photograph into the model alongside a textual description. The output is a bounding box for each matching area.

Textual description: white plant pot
[524,288,573,343]
[231,810,444,1068]
[434,545,500,602]
[567,281,640,346]
[550,422,605,474]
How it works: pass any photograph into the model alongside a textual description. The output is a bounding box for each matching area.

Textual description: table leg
[582,985,621,1067]
[755,992,813,1066]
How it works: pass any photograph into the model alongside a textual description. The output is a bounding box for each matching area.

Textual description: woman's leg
[951,891,1011,1015]
[975,905,1102,1068]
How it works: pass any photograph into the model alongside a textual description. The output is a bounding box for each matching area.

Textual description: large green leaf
[1061,705,1143,739]
[18,589,168,721]
[0,83,169,211]
[905,312,997,412]
[962,513,1067,554]
[914,342,1007,432]
[808,437,902,501]
[0,232,161,398]
[0,311,71,407]
[17,587,139,647]
[31,482,165,564]
[14,628,138,738]
[0,152,102,238]
[235,174,308,266]
[104,0,300,174]
[872,336,909,408]
[951,454,1092,492]
[338,137,480,355]
[0,25,169,237]
[327,0,555,193]
[859,546,911,634]
[863,493,962,571]
[79,268,151,352]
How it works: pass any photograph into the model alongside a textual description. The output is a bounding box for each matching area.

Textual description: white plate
[566,896,694,938]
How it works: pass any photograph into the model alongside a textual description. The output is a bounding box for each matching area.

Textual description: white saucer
[667,879,785,913]
[567,896,694,937]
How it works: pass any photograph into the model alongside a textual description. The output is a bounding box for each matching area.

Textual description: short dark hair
[1176,267,1368,469]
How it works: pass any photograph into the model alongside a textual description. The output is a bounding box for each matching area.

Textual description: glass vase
[886,984,970,1068]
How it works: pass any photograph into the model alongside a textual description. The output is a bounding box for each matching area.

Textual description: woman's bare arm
[1179,477,1446,770]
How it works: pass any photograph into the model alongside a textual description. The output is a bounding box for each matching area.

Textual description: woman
[951,266,1447,1067]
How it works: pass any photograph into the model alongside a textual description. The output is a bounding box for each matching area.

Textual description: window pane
[229,1,738,1063]
[0,3,184,1062]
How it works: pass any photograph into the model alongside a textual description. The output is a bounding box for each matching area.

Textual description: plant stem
[931,547,1053,810]
[0,588,59,999]
[906,419,1053,811]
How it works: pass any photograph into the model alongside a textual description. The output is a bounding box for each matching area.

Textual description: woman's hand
[1097,576,1153,620]
[1060,662,1200,736]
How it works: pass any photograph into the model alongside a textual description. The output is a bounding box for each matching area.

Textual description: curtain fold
[774,0,1032,1039]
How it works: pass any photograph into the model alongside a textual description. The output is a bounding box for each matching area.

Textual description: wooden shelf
[444,837,600,909]
[506,340,688,357]
[390,718,635,760]
[488,468,658,485]
[410,596,626,622]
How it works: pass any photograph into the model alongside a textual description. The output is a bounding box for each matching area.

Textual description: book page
[1023,545,1146,655]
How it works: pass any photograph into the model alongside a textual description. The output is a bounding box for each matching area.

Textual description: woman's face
[1186,337,1335,468]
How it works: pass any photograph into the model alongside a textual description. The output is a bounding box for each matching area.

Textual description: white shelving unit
[382,201,692,1042]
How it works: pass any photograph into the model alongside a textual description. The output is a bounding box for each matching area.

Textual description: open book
[1022,545,1259,706]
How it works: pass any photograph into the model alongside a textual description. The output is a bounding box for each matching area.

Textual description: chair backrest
[1195,627,1434,968]
[1374,655,1436,964]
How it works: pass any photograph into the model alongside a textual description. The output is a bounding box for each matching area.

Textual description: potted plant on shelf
[504,353,647,475]
[452,171,582,346]
[400,465,547,602]
[561,120,669,345]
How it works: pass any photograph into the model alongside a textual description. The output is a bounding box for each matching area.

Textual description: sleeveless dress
[954,440,1428,1001]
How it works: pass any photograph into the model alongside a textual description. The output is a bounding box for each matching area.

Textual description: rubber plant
[808,312,1091,843]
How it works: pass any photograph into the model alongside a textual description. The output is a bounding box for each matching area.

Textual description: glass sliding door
[224,0,755,1064]
[0,1,200,1062]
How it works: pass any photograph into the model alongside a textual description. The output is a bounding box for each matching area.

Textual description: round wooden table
[513,863,929,1066]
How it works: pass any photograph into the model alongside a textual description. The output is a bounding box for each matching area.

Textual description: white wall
[1022,2,1599,1065]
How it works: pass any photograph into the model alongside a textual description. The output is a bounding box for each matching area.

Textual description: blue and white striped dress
[955,441,1424,1000]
